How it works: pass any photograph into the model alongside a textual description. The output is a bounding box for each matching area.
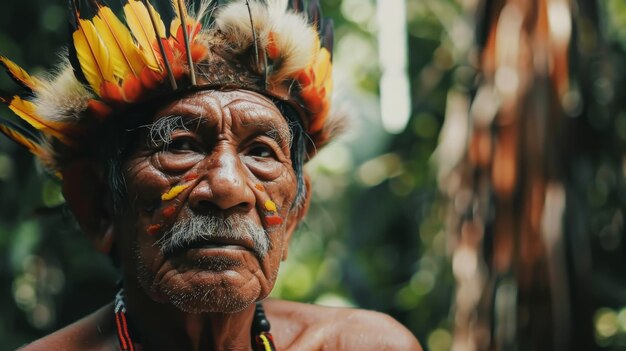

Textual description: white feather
[215,1,265,52]
[266,0,288,12]
[34,56,92,123]
[214,0,317,81]
[192,0,214,23]
[267,11,316,80]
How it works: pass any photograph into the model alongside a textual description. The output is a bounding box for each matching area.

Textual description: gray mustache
[154,214,270,259]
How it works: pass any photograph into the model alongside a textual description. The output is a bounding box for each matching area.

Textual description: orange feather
[175,0,197,84]
[2,95,80,145]
[267,32,279,60]
[122,76,143,102]
[313,48,332,93]
[0,56,42,91]
[0,122,47,159]
[87,100,113,121]
[299,46,333,133]
[100,81,125,103]
[140,66,163,89]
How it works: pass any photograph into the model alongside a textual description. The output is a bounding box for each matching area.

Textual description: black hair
[273,100,307,209]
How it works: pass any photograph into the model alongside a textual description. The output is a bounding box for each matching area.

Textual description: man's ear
[61,160,115,254]
[282,173,312,261]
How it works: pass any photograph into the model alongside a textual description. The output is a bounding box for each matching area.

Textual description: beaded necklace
[114,289,277,351]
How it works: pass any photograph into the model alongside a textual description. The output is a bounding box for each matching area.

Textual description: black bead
[252,302,272,333]
[256,318,271,332]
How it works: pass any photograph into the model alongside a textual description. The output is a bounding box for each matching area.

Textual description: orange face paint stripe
[255,184,265,192]
[161,184,190,200]
[184,173,199,182]
[162,205,177,218]
[147,224,162,235]
[265,215,283,226]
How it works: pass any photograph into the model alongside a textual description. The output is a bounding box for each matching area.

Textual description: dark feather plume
[321,18,334,60]
[67,0,89,87]
[0,60,34,94]
[307,0,322,32]
[0,89,12,104]
[0,117,42,144]
[288,0,304,12]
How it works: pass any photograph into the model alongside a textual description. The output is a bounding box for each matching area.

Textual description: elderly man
[2,0,420,350]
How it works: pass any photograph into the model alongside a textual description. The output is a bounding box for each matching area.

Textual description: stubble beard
[132,214,274,313]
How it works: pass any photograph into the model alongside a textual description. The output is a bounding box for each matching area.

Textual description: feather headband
[0,0,336,175]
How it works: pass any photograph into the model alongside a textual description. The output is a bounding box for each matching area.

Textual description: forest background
[1,0,626,350]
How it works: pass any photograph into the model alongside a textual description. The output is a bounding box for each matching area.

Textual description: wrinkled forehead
[151,89,290,133]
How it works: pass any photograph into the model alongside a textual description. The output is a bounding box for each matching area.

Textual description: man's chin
[133,250,268,313]
[165,287,259,314]
[149,271,263,314]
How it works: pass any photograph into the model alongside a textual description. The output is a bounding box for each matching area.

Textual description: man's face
[114,89,300,313]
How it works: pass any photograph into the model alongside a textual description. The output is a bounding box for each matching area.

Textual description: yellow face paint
[264,200,277,212]
[161,184,190,201]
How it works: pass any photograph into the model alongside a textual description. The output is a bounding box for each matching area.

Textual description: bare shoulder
[264,299,422,351]
[17,303,116,351]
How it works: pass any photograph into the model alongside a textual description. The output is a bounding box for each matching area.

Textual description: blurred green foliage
[0,0,452,350]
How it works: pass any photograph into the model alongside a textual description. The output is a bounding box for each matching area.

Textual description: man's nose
[188,147,255,214]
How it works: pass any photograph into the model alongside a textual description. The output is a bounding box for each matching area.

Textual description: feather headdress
[0,0,335,176]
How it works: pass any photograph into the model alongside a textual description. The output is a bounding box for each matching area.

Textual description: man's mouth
[164,238,254,259]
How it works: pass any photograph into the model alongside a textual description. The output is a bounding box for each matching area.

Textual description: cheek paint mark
[147,224,162,236]
[162,184,190,201]
[265,215,283,226]
[162,205,177,218]
[264,200,277,212]
[255,184,266,192]
[184,173,199,182]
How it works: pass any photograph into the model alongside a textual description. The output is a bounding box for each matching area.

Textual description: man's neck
[123,284,257,351]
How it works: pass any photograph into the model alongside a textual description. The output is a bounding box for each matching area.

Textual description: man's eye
[167,139,200,152]
[248,145,274,158]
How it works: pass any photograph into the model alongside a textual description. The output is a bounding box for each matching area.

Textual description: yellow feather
[170,0,192,34]
[5,96,78,145]
[124,0,165,71]
[73,18,114,94]
[170,17,181,37]
[0,123,47,159]
[0,56,42,91]
[94,6,146,78]
[314,48,332,93]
